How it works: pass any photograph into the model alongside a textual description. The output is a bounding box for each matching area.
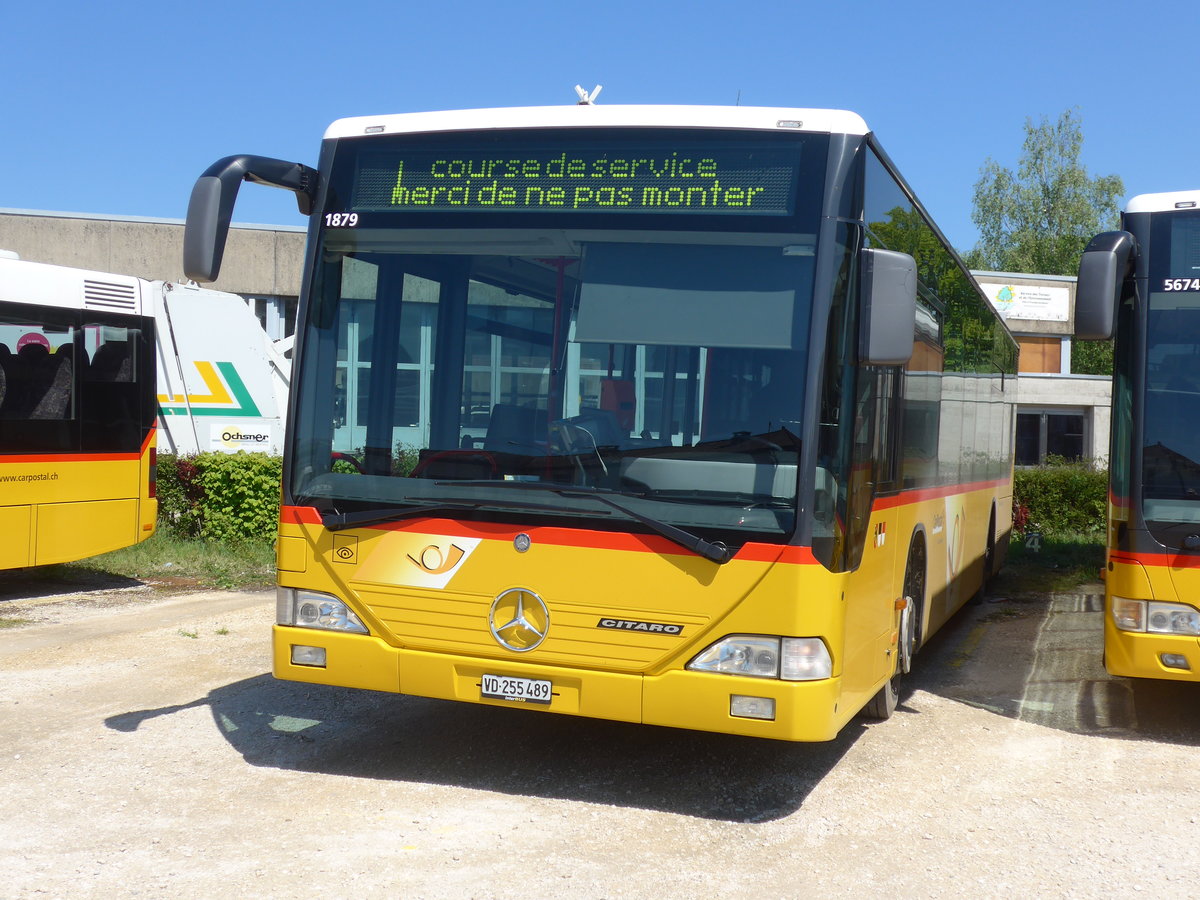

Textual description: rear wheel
[863,538,926,720]
[983,507,997,583]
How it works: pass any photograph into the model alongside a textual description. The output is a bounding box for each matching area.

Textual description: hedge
[1012,458,1107,537]
[158,452,1109,544]
[157,452,282,542]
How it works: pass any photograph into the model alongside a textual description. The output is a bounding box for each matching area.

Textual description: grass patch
[993,532,1105,595]
[0,616,34,629]
[66,530,276,591]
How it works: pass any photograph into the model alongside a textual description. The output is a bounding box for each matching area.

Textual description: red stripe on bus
[2,450,142,463]
[1,427,156,465]
[279,505,818,564]
[1110,550,1200,570]
[874,478,1009,511]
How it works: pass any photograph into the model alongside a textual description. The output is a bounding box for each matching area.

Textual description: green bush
[1013,457,1107,537]
[195,452,283,542]
[157,442,416,544]
[158,452,281,542]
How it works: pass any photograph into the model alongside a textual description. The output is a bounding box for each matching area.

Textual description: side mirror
[183,155,318,283]
[1075,231,1136,340]
[859,248,917,366]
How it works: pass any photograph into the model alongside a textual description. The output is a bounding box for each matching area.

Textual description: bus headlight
[687,636,831,681]
[1148,602,1200,636]
[277,587,369,634]
[1111,597,1200,635]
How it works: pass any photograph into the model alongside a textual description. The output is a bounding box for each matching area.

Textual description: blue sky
[4,0,1196,255]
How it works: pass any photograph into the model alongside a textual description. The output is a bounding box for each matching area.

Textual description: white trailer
[153,279,290,455]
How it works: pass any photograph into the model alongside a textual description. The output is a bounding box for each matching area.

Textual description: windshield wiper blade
[437,480,730,564]
[322,495,614,531]
[322,501,481,531]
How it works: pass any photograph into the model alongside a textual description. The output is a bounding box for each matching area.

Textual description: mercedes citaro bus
[183,103,1016,740]
[1077,190,1200,682]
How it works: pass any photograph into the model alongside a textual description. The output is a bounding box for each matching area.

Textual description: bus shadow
[105,673,864,823]
[0,565,143,603]
[911,587,1200,747]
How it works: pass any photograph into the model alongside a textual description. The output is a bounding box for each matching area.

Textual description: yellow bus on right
[1077,190,1200,681]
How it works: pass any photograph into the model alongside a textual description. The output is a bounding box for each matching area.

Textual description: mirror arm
[183,155,318,283]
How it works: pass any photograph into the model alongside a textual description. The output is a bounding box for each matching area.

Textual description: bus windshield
[1142,210,1200,537]
[288,127,826,545]
[290,231,815,543]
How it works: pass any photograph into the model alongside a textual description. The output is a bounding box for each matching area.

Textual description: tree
[966,109,1123,375]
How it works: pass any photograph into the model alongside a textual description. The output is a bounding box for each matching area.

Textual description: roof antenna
[574,84,603,105]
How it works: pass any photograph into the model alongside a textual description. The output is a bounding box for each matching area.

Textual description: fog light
[1161,653,1191,671]
[291,645,327,667]
[730,695,776,720]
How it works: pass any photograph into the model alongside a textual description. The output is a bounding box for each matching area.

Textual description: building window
[1016,409,1086,465]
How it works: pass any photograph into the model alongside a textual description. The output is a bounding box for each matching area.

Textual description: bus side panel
[0,452,151,567]
[0,506,33,568]
[35,499,140,566]
[842,506,899,704]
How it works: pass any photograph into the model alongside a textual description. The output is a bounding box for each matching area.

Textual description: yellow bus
[184,104,1017,740]
[1077,190,1200,681]
[0,255,157,569]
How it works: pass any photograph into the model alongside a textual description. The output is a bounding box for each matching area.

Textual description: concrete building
[1,210,1113,466]
[974,270,1112,466]
[0,208,305,340]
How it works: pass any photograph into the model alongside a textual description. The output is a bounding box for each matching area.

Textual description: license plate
[481,673,552,704]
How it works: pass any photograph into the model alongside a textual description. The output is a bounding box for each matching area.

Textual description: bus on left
[0,252,157,569]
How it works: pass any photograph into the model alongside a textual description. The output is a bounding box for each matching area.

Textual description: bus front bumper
[273,625,848,742]
[1104,617,1200,682]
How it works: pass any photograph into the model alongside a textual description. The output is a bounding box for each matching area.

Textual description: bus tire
[862,537,926,721]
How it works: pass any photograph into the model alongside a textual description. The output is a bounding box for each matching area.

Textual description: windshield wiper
[322,501,482,531]
[321,495,613,532]
[437,480,731,564]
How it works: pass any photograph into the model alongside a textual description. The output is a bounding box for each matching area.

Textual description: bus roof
[0,256,147,315]
[324,105,870,141]
[1127,190,1200,214]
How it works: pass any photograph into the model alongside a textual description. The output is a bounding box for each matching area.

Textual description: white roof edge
[1126,190,1200,213]
[324,105,870,140]
[0,254,147,288]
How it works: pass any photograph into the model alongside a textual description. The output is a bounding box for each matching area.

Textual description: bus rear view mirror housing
[859,247,917,366]
[1075,231,1137,340]
[183,155,318,283]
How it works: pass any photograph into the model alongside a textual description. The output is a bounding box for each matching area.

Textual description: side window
[80,318,152,453]
[0,304,79,453]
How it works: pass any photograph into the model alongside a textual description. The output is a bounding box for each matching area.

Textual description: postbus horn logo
[408,543,466,575]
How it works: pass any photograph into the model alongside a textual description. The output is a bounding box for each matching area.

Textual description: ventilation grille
[84,279,138,312]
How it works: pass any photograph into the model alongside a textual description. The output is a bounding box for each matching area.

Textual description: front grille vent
[83,279,138,311]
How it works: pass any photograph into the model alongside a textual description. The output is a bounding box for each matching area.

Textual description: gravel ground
[2,575,1199,899]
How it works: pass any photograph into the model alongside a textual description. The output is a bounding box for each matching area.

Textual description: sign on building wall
[977,281,1070,323]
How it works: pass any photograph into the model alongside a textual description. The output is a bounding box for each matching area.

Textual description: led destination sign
[350,141,800,216]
